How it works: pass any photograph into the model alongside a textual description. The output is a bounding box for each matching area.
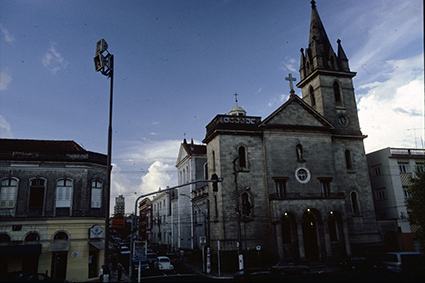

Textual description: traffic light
[211,174,219,192]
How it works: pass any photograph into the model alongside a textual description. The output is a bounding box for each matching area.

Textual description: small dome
[228,105,246,116]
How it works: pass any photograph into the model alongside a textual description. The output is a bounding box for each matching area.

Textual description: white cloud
[280,57,298,73]
[138,161,174,195]
[42,43,69,74]
[110,139,181,213]
[0,25,16,43]
[0,70,12,91]
[268,93,288,108]
[0,115,14,138]
[358,54,424,153]
[348,1,422,83]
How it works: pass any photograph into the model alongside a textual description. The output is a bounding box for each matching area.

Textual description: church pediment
[260,95,333,129]
[176,144,189,167]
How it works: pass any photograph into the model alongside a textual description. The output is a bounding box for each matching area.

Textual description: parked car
[382,252,425,275]
[119,246,130,255]
[233,268,282,282]
[132,260,150,281]
[155,256,174,271]
[147,252,158,268]
[339,256,380,271]
[272,261,310,275]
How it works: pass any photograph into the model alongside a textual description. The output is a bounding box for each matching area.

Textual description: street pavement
[105,259,339,282]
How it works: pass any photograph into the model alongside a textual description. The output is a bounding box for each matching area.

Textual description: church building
[202,1,381,268]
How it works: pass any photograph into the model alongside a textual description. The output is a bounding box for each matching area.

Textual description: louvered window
[0,178,18,208]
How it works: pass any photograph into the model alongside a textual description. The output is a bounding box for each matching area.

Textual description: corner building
[0,139,107,282]
[203,2,381,268]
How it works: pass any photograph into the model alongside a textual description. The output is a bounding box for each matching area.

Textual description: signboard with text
[133,240,147,262]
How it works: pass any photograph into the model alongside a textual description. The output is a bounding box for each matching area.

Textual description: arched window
[238,146,247,168]
[91,180,103,209]
[53,231,68,240]
[204,162,208,180]
[296,144,304,161]
[309,86,316,107]
[0,233,11,243]
[0,177,18,214]
[345,150,354,170]
[351,192,360,215]
[212,151,216,172]
[28,178,46,217]
[333,81,342,106]
[25,232,40,242]
[56,179,73,217]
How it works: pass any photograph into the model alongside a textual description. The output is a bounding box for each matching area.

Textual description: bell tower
[297,0,361,136]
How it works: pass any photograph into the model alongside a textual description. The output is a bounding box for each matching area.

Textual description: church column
[342,221,352,256]
[296,220,306,260]
[275,222,284,260]
[323,220,332,258]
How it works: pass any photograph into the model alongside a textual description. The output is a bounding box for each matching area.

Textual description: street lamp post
[94,38,114,269]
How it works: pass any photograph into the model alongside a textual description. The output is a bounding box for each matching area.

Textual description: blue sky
[0,0,423,213]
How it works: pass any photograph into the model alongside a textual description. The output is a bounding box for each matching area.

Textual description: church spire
[299,0,351,80]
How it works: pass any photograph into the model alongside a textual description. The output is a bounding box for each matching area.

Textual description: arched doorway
[281,213,298,260]
[302,210,320,260]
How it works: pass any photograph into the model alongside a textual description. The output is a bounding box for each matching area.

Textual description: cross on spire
[285,73,297,95]
[234,92,239,106]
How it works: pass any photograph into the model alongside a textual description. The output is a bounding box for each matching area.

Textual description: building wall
[367,147,425,252]
[0,140,106,282]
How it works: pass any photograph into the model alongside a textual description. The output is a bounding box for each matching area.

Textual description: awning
[89,241,104,250]
[48,241,70,252]
[0,244,41,256]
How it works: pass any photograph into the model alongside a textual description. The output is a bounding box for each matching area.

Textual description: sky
[0,0,423,214]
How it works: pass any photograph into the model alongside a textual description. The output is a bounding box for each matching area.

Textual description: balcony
[269,191,345,201]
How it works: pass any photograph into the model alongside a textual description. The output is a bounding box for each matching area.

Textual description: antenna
[407,128,425,148]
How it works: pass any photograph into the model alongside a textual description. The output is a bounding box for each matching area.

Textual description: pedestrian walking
[117,262,123,281]
[99,265,104,282]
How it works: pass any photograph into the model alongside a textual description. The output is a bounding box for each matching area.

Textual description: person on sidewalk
[99,265,104,282]
[117,262,123,281]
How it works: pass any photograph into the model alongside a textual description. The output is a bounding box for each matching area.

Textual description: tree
[405,169,425,253]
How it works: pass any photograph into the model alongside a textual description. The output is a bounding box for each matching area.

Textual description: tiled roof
[0,138,86,153]
[182,139,206,155]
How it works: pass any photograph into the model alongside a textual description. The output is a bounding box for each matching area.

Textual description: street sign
[199,236,207,246]
[133,240,147,262]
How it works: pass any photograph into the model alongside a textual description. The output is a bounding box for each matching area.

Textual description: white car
[119,246,130,255]
[155,256,174,271]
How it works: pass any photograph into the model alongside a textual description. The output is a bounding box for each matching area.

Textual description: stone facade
[201,3,382,268]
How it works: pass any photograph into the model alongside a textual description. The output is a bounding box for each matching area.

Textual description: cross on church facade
[285,73,297,95]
